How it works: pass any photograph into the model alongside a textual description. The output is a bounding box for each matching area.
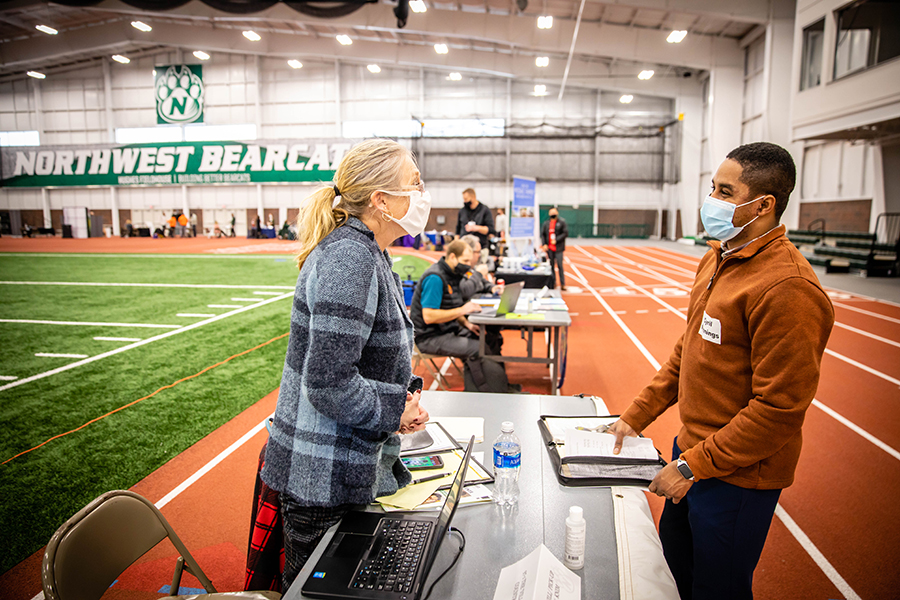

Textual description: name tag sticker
[699,311,722,344]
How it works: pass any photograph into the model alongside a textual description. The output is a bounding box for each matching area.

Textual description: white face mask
[374,189,432,237]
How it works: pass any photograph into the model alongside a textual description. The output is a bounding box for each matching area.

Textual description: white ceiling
[0,0,776,90]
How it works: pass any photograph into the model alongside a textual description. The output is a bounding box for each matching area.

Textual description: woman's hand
[399,391,429,434]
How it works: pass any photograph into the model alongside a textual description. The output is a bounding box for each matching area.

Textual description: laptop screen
[418,436,474,580]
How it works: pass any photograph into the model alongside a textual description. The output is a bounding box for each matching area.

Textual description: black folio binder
[538,415,667,487]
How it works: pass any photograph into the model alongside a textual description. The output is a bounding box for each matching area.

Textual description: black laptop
[300,436,474,600]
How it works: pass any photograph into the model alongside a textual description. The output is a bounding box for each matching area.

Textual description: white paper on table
[492,544,581,600]
[432,416,484,444]
[564,429,659,460]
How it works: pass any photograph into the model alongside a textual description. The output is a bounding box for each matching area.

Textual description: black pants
[416,327,502,359]
[548,249,565,288]
[658,439,781,600]
[279,495,356,592]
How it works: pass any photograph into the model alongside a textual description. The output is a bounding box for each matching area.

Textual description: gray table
[284,391,619,600]
[468,291,572,394]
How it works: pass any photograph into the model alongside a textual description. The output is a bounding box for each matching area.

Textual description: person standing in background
[456,188,495,252]
[230,212,236,237]
[541,208,568,290]
[494,207,508,239]
[190,212,198,237]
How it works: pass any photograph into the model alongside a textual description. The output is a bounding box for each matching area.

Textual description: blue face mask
[700,194,763,242]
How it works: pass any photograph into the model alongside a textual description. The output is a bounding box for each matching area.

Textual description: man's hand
[648,461,693,503]
[461,301,482,315]
[465,222,477,232]
[475,264,490,278]
[400,391,429,434]
[490,284,504,295]
[462,319,481,335]
[607,419,639,455]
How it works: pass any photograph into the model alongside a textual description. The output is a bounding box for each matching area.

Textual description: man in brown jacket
[610,142,834,600]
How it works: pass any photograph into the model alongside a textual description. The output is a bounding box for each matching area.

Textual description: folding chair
[412,345,464,391]
[42,489,281,600]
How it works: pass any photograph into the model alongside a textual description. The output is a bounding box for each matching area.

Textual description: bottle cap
[500,421,514,433]
[569,506,583,521]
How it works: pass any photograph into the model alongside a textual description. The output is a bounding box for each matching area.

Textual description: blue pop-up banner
[510,176,536,239]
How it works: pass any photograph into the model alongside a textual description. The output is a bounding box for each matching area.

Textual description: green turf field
[0,251,431,573]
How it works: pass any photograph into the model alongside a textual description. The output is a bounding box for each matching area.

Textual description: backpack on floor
[464,356,521,393]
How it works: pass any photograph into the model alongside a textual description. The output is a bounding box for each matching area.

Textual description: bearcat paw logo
[156,65,204,124]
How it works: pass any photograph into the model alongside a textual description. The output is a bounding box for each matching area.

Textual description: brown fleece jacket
[621,225,834,489]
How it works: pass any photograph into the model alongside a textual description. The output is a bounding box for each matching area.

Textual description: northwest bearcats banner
[0,140,355,187]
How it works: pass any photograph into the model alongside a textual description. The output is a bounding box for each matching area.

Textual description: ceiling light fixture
[666,30,687,44]
[131,21,152,32]
[242,30,261,41]
[619,94,634,104]
[112,55,131,64]
[410,0,427,13]
[535,56,549,67]
[434,43,448,54]
[537,15,553,29]
[193,50,210,61]
[448,72,462,81]
[336,34,353,45]
[367,64,381,73]
[638,69,654,80]
[36,25,58,35]
[534,84,547,96]
[288,59,303,69]
[27,71,46,79]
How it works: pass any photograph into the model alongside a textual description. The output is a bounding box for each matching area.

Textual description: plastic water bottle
[493,421,521,506]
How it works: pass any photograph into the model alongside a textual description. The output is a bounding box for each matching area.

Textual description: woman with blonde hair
[261,139,432,590]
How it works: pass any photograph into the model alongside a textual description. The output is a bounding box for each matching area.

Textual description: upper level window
[834,0,900,80]
[0,130,40,146]
[800,18,825,90]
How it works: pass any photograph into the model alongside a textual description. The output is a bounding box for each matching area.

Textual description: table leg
[551,326,561,394]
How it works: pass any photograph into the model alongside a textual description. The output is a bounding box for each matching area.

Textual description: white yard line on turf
[231,298,263,302]
[0,319,180,329]
[208,304,243,308]
[0,292,294,393]
[0,376,17,381]
[253,291,285,295]
[0,253,295,260]
[176,313,216,318]
[36,353,88,358]
[0,281,294,290]
[94,337,142,342]
[574,245,865,600]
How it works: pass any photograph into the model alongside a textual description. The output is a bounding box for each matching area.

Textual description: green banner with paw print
[155,65,204,125]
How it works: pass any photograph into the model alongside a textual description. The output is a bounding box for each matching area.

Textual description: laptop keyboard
[351,520,432,594]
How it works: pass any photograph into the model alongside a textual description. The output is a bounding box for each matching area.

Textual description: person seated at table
[410,240,502,359]
[458,234,502,301]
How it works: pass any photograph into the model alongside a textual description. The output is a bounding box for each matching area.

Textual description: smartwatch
[676,457,695,481]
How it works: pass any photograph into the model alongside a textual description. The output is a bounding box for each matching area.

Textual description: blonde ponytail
[295,139,413,270]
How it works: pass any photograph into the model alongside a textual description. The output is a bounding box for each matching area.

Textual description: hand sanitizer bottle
[564,505,585,570]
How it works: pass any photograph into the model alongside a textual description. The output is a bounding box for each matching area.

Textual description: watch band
[676,457,695,481]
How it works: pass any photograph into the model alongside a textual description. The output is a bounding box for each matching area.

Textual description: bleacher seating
[790,213,900,277]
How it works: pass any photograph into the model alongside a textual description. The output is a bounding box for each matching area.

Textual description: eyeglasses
[400,180,425,193]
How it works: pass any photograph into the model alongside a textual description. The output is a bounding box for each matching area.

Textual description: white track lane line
[93,337,142,342]
[35,353,88,358]
[773,506,862,600]
[574,245,864,600]
[155,418,268,509]
[615,246,698,277]
[0,319,180,329]
[833,321,900,349]
[833,301,900,325]
[824,349,900,387]
[427,358,455,392]
[0,292,293,393]
[812,399,900,461]
[0,281,294,289]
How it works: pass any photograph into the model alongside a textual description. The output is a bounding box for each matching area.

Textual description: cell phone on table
[401,455,444,470]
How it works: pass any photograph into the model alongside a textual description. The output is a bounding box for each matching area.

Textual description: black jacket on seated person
[410,258,465,343]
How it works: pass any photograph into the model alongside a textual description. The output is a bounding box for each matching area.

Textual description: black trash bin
[62,224,73,238]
